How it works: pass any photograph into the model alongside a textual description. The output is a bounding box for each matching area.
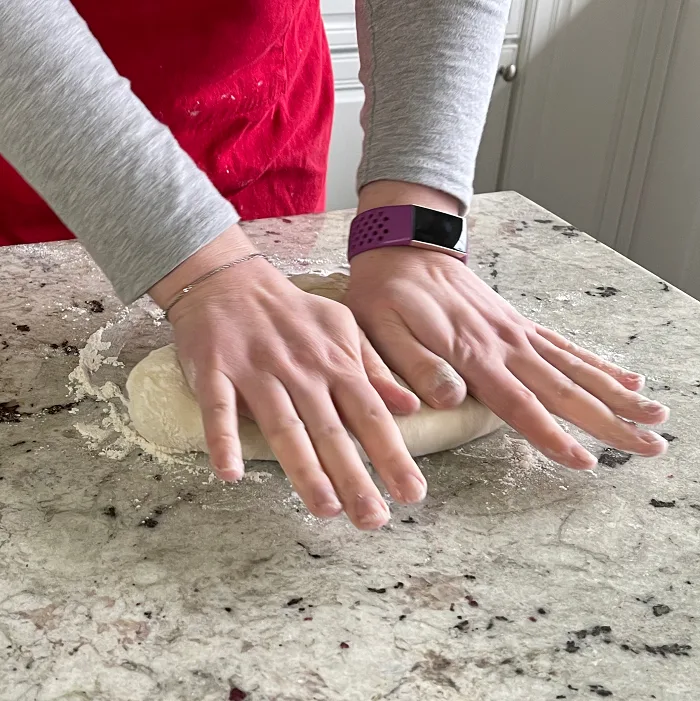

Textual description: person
[0,0,669,531]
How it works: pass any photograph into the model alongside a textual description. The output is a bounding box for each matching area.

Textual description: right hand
[149,225,426,530]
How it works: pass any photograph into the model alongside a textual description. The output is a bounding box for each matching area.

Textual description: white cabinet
[473,45,518,194]
[506,0,527,38]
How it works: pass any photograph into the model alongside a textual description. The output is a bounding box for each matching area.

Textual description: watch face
[413,206,467,253]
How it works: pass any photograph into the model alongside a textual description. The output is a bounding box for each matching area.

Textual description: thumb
[364,313,467,410]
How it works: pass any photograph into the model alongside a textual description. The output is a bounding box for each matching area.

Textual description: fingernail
[215,458,244,482]
[317,495,343,517]
[215,469,241,482]
[397,475,427,504]
[431,365,464,405]
[628,373,645,389]
[356,495,389,528]
[638,398,670,420]
[572,446,597,470]
[640,431,668,452]
[652,403,671,419]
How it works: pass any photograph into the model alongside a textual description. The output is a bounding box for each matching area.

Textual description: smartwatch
[348,205,468,262]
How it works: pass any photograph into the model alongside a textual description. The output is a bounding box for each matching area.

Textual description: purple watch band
[348,204,468,262]
[348,206,415,260]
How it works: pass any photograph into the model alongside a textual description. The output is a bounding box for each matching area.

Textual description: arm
[347,0,669,470]
[0,0,239,304]
[355,0,510,211]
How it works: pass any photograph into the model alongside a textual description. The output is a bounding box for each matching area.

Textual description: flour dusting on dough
[68,312,190,466]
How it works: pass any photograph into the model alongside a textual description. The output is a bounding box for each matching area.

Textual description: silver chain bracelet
[163,252,267,319]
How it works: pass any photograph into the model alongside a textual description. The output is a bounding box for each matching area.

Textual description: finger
[468,365,598,470]
[332,376,427,505]
[289,382,391,530]
[196,369,244,481]
[365,312,466,409]
[241,375,343,520]
[359,330,420,415]
[529,333,669,424]
[508,348,668,458]
[536,325,645,391]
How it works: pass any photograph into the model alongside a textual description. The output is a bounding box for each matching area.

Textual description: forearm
[356,0,510,211]
[0,0,239,304]
[358,181,460,215]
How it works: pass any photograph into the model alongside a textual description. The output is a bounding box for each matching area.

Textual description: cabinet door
[473,45,517,194]
[506,0,526,39]
[326,52,364,211]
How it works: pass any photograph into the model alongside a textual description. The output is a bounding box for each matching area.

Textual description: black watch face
[413,206,467,253]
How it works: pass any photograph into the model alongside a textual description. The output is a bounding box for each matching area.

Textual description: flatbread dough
[126,273,503,459]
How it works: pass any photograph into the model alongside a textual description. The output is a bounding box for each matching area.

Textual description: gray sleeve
[356,0,510,210]
[0,0,239,304]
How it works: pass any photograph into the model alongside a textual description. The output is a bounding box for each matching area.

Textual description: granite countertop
[1,192,699,701]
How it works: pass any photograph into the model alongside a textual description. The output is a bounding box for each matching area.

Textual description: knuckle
[374,448,409,471]
[452,342,477,369]
[495,322,529,348]
[208,432,239,450]
[266,415,306,442]
[349,399,385,427]
[315,421,348,442]
[504,387,540,430]
[552,378,579,403]
[203,399,232,416]
[323,343,360,371]
[511,385,538,407]
[564,354,586,371]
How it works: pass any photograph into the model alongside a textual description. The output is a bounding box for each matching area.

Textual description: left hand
[345,183,670,470]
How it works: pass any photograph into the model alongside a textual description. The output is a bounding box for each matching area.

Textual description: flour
[68,313,189,467]
[453,432,564,494]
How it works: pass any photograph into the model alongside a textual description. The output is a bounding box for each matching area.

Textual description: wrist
[149,223,257,309]
[358,180,461,216]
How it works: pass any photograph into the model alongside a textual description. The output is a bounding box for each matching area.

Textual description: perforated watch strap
[348,205,414,260]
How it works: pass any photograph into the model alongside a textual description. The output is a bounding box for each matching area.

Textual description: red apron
[0,0,334,245]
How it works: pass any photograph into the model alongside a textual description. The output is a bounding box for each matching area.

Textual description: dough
[126,274,503,460]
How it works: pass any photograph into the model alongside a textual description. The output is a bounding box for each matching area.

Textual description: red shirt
[0,0,334,244]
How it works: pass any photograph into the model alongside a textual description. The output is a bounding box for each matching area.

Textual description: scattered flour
[68,313,189,467]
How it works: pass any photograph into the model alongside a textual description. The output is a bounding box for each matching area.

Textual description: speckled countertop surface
[1,192,699,701]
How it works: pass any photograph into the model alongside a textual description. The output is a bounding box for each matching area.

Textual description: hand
[346,247,670,471]
[149,225,425,530]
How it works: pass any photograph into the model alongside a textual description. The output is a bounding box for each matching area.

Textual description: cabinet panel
[506,0,526,38]
[474,45,517,194]
[501,1,662,242]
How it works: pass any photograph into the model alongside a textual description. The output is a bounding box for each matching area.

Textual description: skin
[150,181,669,530]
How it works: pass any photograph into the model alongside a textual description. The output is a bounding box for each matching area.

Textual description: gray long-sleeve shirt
[0,0,509,303]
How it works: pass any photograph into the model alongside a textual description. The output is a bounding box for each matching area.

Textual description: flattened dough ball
[126,274,503,459]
